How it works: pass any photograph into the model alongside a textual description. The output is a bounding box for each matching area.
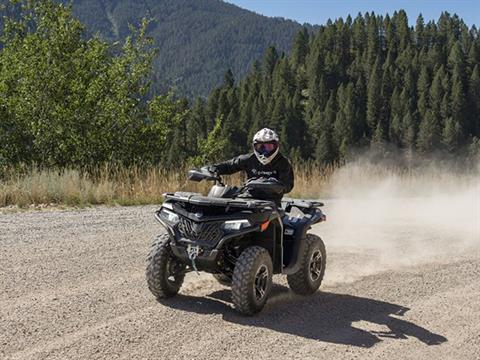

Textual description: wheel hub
[254,265,269,301]
[309,250,323,281]
[166,257,184,284]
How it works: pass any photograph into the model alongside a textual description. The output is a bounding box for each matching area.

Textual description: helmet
[253,128,279,165]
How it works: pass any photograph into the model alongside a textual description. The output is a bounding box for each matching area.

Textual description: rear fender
[282,208,325,275]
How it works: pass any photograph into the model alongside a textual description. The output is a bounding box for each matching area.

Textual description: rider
[209,128,294,205]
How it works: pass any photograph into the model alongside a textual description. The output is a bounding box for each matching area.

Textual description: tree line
[169,10,480,165]
[1,1,479,171]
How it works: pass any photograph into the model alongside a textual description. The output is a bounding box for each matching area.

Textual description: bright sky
[226,0,479,27]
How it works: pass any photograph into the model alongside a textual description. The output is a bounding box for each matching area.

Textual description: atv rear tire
[213,274,232,286]
[287,234,326,295]
[231,246,273,315]
[146,234,186,299]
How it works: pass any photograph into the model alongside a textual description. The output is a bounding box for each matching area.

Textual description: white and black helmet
[253,128,280,165]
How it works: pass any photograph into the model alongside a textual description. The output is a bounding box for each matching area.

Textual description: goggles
[254,142,277,153]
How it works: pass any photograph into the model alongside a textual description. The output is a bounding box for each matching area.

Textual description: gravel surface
[1,204,479,359]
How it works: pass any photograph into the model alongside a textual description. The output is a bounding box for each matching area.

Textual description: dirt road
[1,203,479,360]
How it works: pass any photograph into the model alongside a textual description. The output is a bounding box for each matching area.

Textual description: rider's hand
[266,177,279,183]
[207,165,218,174]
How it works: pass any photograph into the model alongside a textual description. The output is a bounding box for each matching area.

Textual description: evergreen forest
[178,11,480,166]
[1,0,479,171]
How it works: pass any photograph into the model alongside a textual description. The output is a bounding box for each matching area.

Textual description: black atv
[146,168,327,315]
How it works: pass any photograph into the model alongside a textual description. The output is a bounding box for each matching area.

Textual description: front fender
[214,225,262,249]
[154,210,176,239]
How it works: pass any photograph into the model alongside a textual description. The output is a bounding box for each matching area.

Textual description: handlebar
[188,168,285,196]
[187,167,224,185]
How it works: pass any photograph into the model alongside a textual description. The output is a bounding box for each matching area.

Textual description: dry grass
[0,164,334,208]
[2,159,476,208]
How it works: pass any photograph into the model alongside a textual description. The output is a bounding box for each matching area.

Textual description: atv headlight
[159,208,180,224]
[222,219,251,231]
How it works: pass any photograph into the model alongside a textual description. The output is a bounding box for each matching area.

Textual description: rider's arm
[278,158,294,194]
[212,154,251,175]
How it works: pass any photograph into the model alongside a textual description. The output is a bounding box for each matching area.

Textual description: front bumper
[170,244,221,271]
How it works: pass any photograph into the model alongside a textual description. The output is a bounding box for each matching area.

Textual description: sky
[226,0,479,27]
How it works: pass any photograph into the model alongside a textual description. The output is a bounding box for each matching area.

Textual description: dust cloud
[317,159,480,284]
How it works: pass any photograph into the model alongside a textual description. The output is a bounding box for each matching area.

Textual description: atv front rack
[163,192,276,209]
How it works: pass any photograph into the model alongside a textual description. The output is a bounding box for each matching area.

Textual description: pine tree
[395,10,411,51]
[448,42,466,80]
[366,13,379,66]
[468,65,480,136]
[185,98,206,153]
[380,53,395,133]
[417,66,430,119]
[467,42,480,70]
[443,117,463,152]
[401,69,417,115]
[372,118,387,147]
[333,84,355,159]
[390,87,402,120]
[389,114,402,145]
[417,109,441,152]
[429,66,445,120]
[354,74,367,141]
[270,95,286,131]
[291,27,310,69]
[263,46,279,77]
[449,67,467,143]
[402,110,416,149]
[366,57,382,134]
[415,14,425,48]
[314,110,335,165]
[273,57,295,97]
[352,13,367,52]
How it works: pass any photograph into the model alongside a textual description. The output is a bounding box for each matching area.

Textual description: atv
[146,167,327,315]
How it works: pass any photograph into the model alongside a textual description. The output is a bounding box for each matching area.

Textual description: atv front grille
[177,218,223,246]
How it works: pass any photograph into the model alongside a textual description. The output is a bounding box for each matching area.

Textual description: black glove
[266,177,281,183]
[206,165,218,175]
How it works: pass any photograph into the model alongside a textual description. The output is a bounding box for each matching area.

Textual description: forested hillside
[1,1,479,171]
[171,11,480,165]
[62,0,307,97]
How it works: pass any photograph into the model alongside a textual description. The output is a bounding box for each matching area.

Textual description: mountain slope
[66,0,308,97]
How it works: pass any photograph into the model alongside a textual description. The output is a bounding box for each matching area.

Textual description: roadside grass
[0,164,335,208]
[1,160,476,209]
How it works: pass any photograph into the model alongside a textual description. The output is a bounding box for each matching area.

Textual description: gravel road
[1,203,479,360]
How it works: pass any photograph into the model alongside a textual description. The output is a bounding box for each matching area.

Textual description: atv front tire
[231,246,273,315]
[287,234,326,295]
[146,234,186,299]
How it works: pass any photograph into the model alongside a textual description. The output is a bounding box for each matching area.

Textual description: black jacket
[213,153,294,202]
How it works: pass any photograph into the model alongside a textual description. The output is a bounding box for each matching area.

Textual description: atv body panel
[155,191,325,275]
[147,168,327,315]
